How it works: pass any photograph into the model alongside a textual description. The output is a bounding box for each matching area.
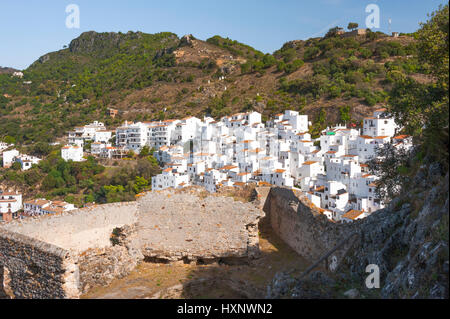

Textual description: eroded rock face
[267,271,336,299]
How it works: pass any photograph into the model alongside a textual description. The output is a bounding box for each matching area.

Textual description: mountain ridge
[0,67,18,74]
[0,29,425,144]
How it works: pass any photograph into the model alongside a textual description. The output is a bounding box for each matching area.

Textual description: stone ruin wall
[0,190,264,299]
[135,190,264,264]
[0,229,79,299]
[0,186,356,299]
[0,202,140,299]
[1,202,139,252]
[262,187,355,264]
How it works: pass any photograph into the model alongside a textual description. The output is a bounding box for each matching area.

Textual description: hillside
[0,67,18,75]
[0,29,427,144]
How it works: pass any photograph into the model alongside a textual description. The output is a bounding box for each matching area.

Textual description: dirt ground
[81,217,310,299]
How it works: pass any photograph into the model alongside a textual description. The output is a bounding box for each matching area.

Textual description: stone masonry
[136,189,263,262]
[0,189,263,298]
[263,187,355,262]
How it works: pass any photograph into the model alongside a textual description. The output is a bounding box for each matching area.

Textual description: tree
[348,22,359,31]
[3,136,16,144]
[388,4,448,166]
[285,59,304,74]
[339,105,351,123]
[262,54,277,68]
[368,143,412,201]
[11,162,21,171]
[133,176,149,194]
[326,27,344,38]
[365,29,379,41]
[31,142,52,156]
[139,146,151,157]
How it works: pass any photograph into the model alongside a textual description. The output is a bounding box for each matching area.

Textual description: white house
[91,142,107,155]
[68,121,108,147]
[14,154,41,171]
[362,109,399,138]
[357,135,391,163]
[12,71,24,78]
[61,145,84,162]
[23,199,76,217]
[94,130,114,143]
[151,168,189,191]
[341,209,368,223]
[116,121,149,152]
[0,142,13,153]
[0,191,22,221]
[2,149,19,168]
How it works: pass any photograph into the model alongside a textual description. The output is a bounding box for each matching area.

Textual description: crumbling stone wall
[0,189,265,298]
[0,229,79,299]
[263,187,355,262]
[0,202,140,298]
[1,202,139,252]
[136,189,264,263]
[77,224,144,294]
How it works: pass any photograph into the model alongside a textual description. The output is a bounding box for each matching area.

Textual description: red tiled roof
[342,210,364,220]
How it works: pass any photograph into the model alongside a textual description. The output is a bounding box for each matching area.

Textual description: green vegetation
[370,4,449,201]
[0,25,426,146]
[206,35,264,61]
[347,22,359,31]
[339,105,351,123]
[274,32,419,108]
[110,227,124,246]
[0,31,180,144]
[388,4,448,166]
[0,150,161,206]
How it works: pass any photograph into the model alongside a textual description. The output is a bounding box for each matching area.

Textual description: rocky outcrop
[341,171,449,299]
[179,34,196,47]
[68,31,126,54]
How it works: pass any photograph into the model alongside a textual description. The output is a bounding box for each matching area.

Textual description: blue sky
[0,0,447,70]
